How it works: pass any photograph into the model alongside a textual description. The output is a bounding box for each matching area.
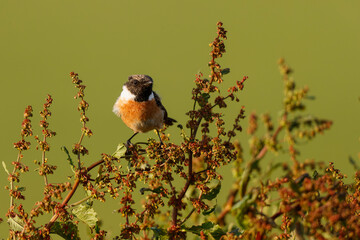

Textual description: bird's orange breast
[114,99,164,133]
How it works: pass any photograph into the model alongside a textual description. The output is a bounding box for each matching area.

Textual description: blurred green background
[1,0,359,238]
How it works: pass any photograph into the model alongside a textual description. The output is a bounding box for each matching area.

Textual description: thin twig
[77,130,85,170]
[180,208,195,225]
[42,135,49,186]
[194,168,210,175]
[46,177,80,229]
[66,195,92,209]
[9,151,22,208]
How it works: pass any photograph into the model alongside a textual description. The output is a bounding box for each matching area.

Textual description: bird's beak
[144,80,153,86]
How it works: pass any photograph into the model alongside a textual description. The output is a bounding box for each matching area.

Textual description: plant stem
[180,208,195,225]
[46,177,80,229]
[172,149,194,227]
[239,121,284,199]
[66,195,92,208]
[216,182,239,226]
[77,130,85,169]
[191,117,203,141]
[9,151,22,208]
[171,179,191,226]
[217,114,287,225]
[42,135,48,186]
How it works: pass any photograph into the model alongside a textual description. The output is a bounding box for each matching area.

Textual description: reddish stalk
[172,151,194,226]
[46,177,80,229]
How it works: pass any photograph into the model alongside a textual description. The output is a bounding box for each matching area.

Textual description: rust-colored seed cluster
[34,94,57,182]
[4,22,359,240]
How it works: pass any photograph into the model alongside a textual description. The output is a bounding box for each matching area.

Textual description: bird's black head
[125,75,153,102]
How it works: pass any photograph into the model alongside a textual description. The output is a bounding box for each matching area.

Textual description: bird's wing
[153,91,177,126]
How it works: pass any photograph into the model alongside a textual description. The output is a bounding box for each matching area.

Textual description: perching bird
[113,75,176,146]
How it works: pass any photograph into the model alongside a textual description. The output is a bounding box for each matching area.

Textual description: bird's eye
[132,80,139,85]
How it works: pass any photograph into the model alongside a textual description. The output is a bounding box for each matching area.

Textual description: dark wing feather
[153,91,177,126]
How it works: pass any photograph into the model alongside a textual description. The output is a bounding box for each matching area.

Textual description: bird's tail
[164,117,177,126]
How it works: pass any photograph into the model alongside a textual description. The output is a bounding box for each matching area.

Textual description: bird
[113,74,176,146]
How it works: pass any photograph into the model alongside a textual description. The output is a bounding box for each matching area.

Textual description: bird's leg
[126,132,139,148]
[156,129,164,146]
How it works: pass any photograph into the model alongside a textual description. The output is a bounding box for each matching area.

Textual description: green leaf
[199,93,210,107]
[229,227,243,236]
[17,187,26,192]
[233,191,258,229]
[72,204,98,228]
[202,204,217,216]
[209,224,226,240]
[233,194,252,229]
[183,221,214,235]
[221,68,230,75]
[202,181,221,200]
[112,144,127,159]
[349,155,359,170]
[313,170,319,179]
[7,216,24,232]
[183,222,225,240]
[2,161,10,175]
[84,190,94,207]
[152,186,165,194]
[140,187,152,195]
[140,187,168,197]
[201,93,210,100]
[232,194,250,211]
[50,221,79,240]
[61,146,76,172]
[150,226,168,240]
[95,222,100,233]
[94,165,104,185]
[305,95,316,100]
[294,173,311,185]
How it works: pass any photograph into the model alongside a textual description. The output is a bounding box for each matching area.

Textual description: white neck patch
[119,86,155,101]
[148,92,154,101]
[119,85,155,101]
[120,86,136,101]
